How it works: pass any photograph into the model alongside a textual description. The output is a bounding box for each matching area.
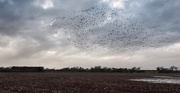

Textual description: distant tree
[132,67,137,71]
[156,66,164,71]
[92,66,101,72]
[170,66,178,71]
[94,66,101,70]
[137,67,141,71]
[174,67,178,71]
[130,67,142,73]
[60,67,70,71]
[132,67,141,71]
[156,66,177,73]
[102,67,111,72]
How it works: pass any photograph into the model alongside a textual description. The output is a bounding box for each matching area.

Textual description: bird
[44,5,170,54]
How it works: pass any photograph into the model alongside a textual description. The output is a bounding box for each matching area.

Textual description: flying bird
[46,5,170,53]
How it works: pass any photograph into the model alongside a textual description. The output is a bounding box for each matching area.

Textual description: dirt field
[0,72,180,93]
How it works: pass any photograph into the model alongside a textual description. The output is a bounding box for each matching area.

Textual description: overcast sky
[0,0,180,70]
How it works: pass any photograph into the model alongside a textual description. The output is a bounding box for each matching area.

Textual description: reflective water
[131,76,180,84]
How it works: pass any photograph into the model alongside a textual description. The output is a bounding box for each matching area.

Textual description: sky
[0,0,180,70]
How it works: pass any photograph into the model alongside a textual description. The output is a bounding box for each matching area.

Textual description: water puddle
[131,76,180,84]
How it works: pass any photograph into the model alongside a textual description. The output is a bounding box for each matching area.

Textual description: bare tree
[156,66,165,71]
[137,67,141,71]
[132,67,141,71]
[170,66,178,71]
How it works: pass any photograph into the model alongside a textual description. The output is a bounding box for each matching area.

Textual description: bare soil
[0,72,179,93]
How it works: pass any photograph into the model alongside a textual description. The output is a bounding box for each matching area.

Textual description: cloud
[34,0,54,9]
[50,4,176,53]
[101,0,125,9]
[0,0,179,69]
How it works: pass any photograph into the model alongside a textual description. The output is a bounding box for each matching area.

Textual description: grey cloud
[50,4,175,53]
[0,0,179,69]
[0,0,60,59]
[133,0,180,32]
[0,0,180,52]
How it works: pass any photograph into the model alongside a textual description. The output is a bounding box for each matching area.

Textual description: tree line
[0,66,44,72]
[156,66,180,73]
[0,66,143,73]
[0,66,179,73]
[46,66,144,73]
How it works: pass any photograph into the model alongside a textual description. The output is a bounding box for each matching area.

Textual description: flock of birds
[47,6,171,53]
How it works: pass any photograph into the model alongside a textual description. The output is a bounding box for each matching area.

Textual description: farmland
[0,73,180,93]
